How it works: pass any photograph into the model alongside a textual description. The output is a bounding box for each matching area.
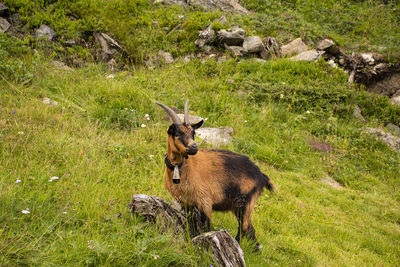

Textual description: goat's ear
[167,124,176,136]
[191,120,204,129]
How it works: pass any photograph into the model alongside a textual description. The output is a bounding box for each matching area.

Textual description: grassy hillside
[1,0,400,266]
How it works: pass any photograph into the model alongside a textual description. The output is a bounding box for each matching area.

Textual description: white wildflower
[15,179,21,183]
[144,114,150,120]
[49,176,59,182]
[149,155,154,159]
[306,110,310,114]
[141,124,146,128]
[63,211,67,214]
[21,208,30,214]
[18,131,24,135]
[244,120,248,123]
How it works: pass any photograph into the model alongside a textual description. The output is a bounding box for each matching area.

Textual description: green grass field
[1,0,400,266]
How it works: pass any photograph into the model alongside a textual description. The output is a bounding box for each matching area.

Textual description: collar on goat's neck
[164,154,184,171]
[164,154,185,184]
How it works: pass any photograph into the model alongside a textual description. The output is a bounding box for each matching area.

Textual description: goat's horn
[184,99,190,125]
[155,101,182,125]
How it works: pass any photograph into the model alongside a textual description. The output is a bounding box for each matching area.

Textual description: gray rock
[35,24,56,41]
[281,38,308,56]
[353,105,366,122]
[360,53,375,65]
[183,54,195,63]
[390,94,400,107]
[153,0,187,7]
[225,45,246,57]
[100,33,121,50]
[51,60,72,71]
[387,123,400,137]
[243,36,265,53]
[195,25,215,48]
[328,59,338,68]
[107,58,117,71]
[217,26,245,46]
[190,0,248,14]
[0,17,10,33]
[158,50,174,64]
[368,72,400,97]
[196,127,233,146]
[365,127,400,152]
[0,3,9,17]
[316,39,335,51]
[290,49,321,62]
[177,114,203,124]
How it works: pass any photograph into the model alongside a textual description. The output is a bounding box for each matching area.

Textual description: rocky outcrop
[243,36,265,53]
[94,32,122,62]
[0,17,9,33]
[153,0,248,13]
[290,49,321,62]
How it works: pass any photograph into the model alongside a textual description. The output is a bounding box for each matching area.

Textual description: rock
[368,72,400,97]
[390,94,400,107]
[106,74,115,79]
[225,44,246,57]
[195,25,215,48]
[365,127,400,152]
[158,50,174,64]
[387,123,400,137]
[0,3,9,17]
[262,36,279,58]
[196,127,233,146]
[217,26,245,46]
[290,49,321,62]
[192,230,246,267]
[42,97,58,106]
[328,59,338,68]
[35,24,56,41]
[177,114,203,124]
[0,17,10,33]
[153,0,187,7]
[280,38,308,56]
[100,33,121,50]
[353,105,366,122]
[316,39,335,51]
[338,58,345,65]
[107,58,117,71]
[242,36,265,53]
[51,60,72,71]
[94,32,120,61]
[190,0,248,14]
[320,176,344,190]
[360,53,375,65]
[183,54,195,63]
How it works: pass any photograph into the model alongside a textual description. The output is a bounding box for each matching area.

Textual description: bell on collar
[173,165,180,184]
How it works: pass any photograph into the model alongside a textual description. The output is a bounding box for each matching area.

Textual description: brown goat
[156,100,274,247]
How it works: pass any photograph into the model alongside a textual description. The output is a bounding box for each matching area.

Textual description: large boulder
[196,127,233,147]
[195,25,215,48]
[217,26,245,46]
[242,36,265,53]
[35,24,56,41]
[280,38,308,56]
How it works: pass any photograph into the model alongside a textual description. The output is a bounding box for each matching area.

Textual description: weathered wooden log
[192,230,246,267]
[127,194,205,237]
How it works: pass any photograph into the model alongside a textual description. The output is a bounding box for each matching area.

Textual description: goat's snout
[187,142,198,155]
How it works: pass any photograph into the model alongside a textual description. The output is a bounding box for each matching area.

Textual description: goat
[156,100,274,247]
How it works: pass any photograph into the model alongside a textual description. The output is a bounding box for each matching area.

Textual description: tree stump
[192,230,246,267]
[127,194,204,237]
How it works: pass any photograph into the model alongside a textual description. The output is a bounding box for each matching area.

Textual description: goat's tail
[263,174,274,192]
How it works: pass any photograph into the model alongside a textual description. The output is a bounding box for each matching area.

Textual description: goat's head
[156,100,204,157]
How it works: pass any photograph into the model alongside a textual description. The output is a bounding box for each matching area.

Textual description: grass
[1,0,400,265]
[1,51,399,265]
